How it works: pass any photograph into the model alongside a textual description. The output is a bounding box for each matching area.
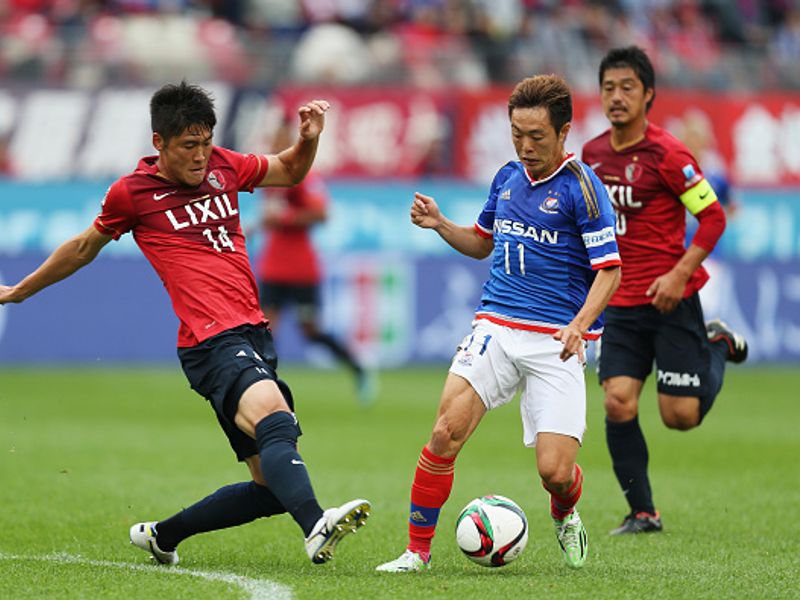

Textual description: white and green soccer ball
[455,495,528,567]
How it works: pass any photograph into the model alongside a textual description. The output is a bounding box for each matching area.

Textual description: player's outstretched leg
[129,522,179,565]
[305,499,371,564]
[553,510,588,569]
[706,319,748,363]
[609,511,662,535]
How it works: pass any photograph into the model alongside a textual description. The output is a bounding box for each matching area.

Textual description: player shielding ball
[0,82,369,564]
[376,74,621,573]
[582,46,748,535]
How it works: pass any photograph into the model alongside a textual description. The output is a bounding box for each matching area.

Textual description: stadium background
[2,0,799,367]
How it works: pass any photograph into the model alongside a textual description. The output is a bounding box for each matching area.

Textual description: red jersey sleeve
[658,145,704,198]
[215,146,269,192]
[93,179,137,239]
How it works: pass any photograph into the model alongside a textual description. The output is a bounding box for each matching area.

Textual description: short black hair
[508,74,572,134]
[150,81,217,142]
[599,46,656,111]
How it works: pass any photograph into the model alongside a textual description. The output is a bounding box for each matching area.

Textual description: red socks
[407,446,455,561]
[544,463,583,520]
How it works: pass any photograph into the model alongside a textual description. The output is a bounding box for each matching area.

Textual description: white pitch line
[0,551,292,600]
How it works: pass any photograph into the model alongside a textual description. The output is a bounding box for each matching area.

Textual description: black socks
[155,481,285,551]
[606,416,655,515]
[254,411,323,536]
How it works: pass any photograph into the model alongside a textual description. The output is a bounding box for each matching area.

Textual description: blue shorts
[178,323,299,461]
[598,294,713,397]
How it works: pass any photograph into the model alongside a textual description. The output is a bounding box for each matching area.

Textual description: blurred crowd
[1,0,800,90]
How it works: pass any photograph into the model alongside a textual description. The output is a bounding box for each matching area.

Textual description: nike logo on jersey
[153,191,176,201]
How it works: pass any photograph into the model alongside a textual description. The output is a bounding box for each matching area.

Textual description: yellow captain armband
[680,177,718,215]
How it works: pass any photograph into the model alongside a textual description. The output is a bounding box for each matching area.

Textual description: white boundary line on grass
[0,551,292,600]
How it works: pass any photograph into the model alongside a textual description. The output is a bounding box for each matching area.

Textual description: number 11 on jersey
[504,241,525,275]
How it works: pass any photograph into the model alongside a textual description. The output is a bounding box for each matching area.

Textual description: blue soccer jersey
[473,155,621,339]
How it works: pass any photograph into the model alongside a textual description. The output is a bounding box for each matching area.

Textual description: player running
[582,46,748,535]
[376,74,621,573]
[0,82,369,564]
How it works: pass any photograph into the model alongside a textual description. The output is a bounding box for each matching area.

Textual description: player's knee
[538,461,573,493]
[604,392,637,421]
[661,410,699,431]
[659,396,700,430]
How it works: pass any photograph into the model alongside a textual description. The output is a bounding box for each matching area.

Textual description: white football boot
[129,522,179,565]
[305,499,370,564]
[375,549,430,572]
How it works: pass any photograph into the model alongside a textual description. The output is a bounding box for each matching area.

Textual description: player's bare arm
[0,225,112,305]
[646,244,709,314]
[411,192,493,259]
[259,99,330,188]
[554,265,621,362]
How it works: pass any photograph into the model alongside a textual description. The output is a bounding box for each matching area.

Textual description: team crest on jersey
[499,189,511,200]
[207,170,226,190]
[539,196,559,214]
[625,162,643,183]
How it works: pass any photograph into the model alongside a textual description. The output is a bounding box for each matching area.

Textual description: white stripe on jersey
[590,252,621,266]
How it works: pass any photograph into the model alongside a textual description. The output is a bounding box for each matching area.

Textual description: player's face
[600,67,653,128]
[154,126,213,187]
[510,106,570,180]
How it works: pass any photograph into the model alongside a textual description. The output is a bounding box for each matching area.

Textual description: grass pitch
[1,365,798,599]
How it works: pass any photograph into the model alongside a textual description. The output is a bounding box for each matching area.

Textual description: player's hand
[297,100,330,140]
[410,192,444,229]
[553,324,585,363]
[646,270,687,314]
[0,284,23,305]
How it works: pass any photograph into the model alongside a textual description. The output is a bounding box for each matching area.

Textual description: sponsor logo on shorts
[657,369,701,387]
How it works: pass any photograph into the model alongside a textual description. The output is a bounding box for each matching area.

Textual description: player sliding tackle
[376,74,621,573]
[0,82,369,565]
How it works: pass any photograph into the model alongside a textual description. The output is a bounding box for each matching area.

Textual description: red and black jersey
[582,123,710,307]
[94,146,269,347]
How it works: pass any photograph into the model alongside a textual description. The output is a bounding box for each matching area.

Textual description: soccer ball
[455,495,528,567]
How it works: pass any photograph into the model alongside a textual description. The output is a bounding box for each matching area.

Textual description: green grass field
[1,365,798,599]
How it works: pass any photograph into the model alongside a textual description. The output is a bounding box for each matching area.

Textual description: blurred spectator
[0,0,798,90]
[291,22,375,83]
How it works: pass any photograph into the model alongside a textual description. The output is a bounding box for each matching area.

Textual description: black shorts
[178,323,298,461]
[598,293,713,396]
[259,282,320,310]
